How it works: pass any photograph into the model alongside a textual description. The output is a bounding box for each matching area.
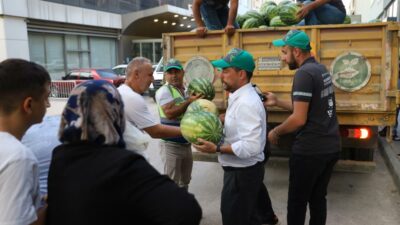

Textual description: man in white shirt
[118,57,182,150]
[0,59,51,225]
[194,48,278,225]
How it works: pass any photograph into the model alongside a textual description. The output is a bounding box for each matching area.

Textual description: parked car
[62,68,125,87]
[149,57,164,100]
[112,64,127,76]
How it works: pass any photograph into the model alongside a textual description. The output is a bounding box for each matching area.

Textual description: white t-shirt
[0,132,41,225]
[118,84,158,130]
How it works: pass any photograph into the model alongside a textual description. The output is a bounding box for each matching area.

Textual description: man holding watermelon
[155,58,202,189]
[296,0,346,25]
[266,30,340,225]
[194,48,279,225]
[192,0,239,37]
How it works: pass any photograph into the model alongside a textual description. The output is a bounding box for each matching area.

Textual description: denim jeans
[298,0,346,25]
[200,3,239,30]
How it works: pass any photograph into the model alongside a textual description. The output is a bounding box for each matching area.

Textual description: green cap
[211,48,255,72]
[272,30,312,50]
[164,58,183,72]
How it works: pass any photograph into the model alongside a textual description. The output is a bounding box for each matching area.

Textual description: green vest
[157,84,185,124]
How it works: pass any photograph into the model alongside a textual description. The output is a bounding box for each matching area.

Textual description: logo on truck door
[330,51,371,92]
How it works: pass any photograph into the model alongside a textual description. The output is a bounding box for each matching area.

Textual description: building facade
[0,0,265,79]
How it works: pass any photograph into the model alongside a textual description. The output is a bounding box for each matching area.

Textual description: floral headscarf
[59,80,125,147]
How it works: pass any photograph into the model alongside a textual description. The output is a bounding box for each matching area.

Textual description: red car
[62,68,125,87]
[49,68,126,98]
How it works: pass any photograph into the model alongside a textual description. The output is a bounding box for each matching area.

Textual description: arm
[162,94,202,120]
[268,101,309,144]
[193,138,235,154]
[30,205,47,225]
[143,124,181,139]
[192,0,207,38]
[297,0,331,19]
[264,92,293,111]
[225,0,239,36]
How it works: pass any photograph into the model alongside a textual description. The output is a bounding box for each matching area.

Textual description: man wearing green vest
[155,59,202,189]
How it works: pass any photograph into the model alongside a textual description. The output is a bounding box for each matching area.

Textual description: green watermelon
[260,1,277,15]
[264,5,280,22]
[270,16,287,27]
[180,111,223,144]
[187,77,215,100]
[186,99,219,116]
[279,4,300,25]
[242,17,264,29]
[236,14,246,28]
[259,25,268,29]
[279,0,293,6]
[343,15,351,24]
[368,18,381,23]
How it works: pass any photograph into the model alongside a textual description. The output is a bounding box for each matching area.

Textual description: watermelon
[242,10,262,21]
[242,17,264,29]
[186,99,219,116]
[259,25,268,29]
[264,5,280,22]
[279,0,293,6]
[187,77,215,100]
[236,14,246,28]
[270,16,287,27]
[343,15,351,24]
[368,18,381,23]
[180,111,223,144]
[279,4,301,25]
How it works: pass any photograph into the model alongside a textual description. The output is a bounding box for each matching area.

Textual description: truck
[162,22,400,171]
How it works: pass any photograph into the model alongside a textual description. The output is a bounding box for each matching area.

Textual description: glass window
[96,69,118,78]
[141,42,153,62]
[29,33,45,66]
[154,42,162,63]
[90,37,116,68]
[45,35,65,80]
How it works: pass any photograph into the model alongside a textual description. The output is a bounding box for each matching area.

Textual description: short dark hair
[0,59,51,115]
[232,67,253,81]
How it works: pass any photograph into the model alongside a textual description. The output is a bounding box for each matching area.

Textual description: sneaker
[263,215,279,225]
[394,136,400,141]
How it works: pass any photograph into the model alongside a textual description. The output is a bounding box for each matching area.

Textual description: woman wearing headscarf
[46,80,202,225]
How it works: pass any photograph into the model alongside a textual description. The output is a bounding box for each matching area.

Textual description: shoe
[394,136,400,141]
[263,215,279,225]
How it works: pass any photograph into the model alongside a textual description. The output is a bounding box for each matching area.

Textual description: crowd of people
[0,28,343,225]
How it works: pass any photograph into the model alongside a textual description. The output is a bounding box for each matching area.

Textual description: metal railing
[50,81,77,98]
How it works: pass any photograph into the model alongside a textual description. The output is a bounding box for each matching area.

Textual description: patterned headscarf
[59,80,125,147]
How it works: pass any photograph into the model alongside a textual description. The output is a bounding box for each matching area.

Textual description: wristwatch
[216,144,221,153]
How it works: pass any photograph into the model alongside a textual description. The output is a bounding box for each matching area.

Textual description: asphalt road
[49,97,400,225]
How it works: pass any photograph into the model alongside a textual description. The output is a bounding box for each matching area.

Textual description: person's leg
[160,141,183,186]
[313,4,346,24]
[221,164,264,225]
[299,0,320,25]
[287,154,325,225]
[256,165,278,224]
[180,144,193,189]
[200,3,224,30]
[309,153,339,225]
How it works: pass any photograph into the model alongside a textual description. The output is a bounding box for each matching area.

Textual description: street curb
[378,137,400,192]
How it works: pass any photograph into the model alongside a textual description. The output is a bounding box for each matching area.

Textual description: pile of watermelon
[181,99,222,144]
[237,0,301,28]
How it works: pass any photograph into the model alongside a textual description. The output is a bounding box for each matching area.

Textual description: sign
[330,51,371,92]
[257,57,281,70]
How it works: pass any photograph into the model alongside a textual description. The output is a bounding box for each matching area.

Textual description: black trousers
[287,152,340,225]
[221,162,275,225]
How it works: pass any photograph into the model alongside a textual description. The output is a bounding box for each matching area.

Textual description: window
[131,40,162,64]
[90,37,117,68]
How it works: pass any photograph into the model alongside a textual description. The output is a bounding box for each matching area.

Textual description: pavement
[379,137,400,192]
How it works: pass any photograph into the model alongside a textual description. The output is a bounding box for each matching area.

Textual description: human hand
[263,92,277,107]
[193,138,217,153]
[196,26,207,38]
[224,24,236,36]
[268,129,279,145]
[297,5,311,20]
[188,93,203,103]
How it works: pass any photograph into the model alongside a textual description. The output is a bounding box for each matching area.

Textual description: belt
[222,161,263,172]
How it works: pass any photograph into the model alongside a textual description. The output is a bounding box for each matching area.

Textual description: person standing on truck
[297,0,346,25]
[192,0,239,38]
[194,48,279,225]
[155,58,202,189]
[265,30,340,225]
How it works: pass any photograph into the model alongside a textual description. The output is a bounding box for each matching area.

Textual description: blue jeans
[298,0,345,25]
[200,3,239,30]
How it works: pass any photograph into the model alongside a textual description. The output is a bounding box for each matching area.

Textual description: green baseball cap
[211,48,255,72]
[272,30,312,50]
[164,58,183,72]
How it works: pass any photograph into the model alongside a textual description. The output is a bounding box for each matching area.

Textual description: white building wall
[0,17,29,61]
